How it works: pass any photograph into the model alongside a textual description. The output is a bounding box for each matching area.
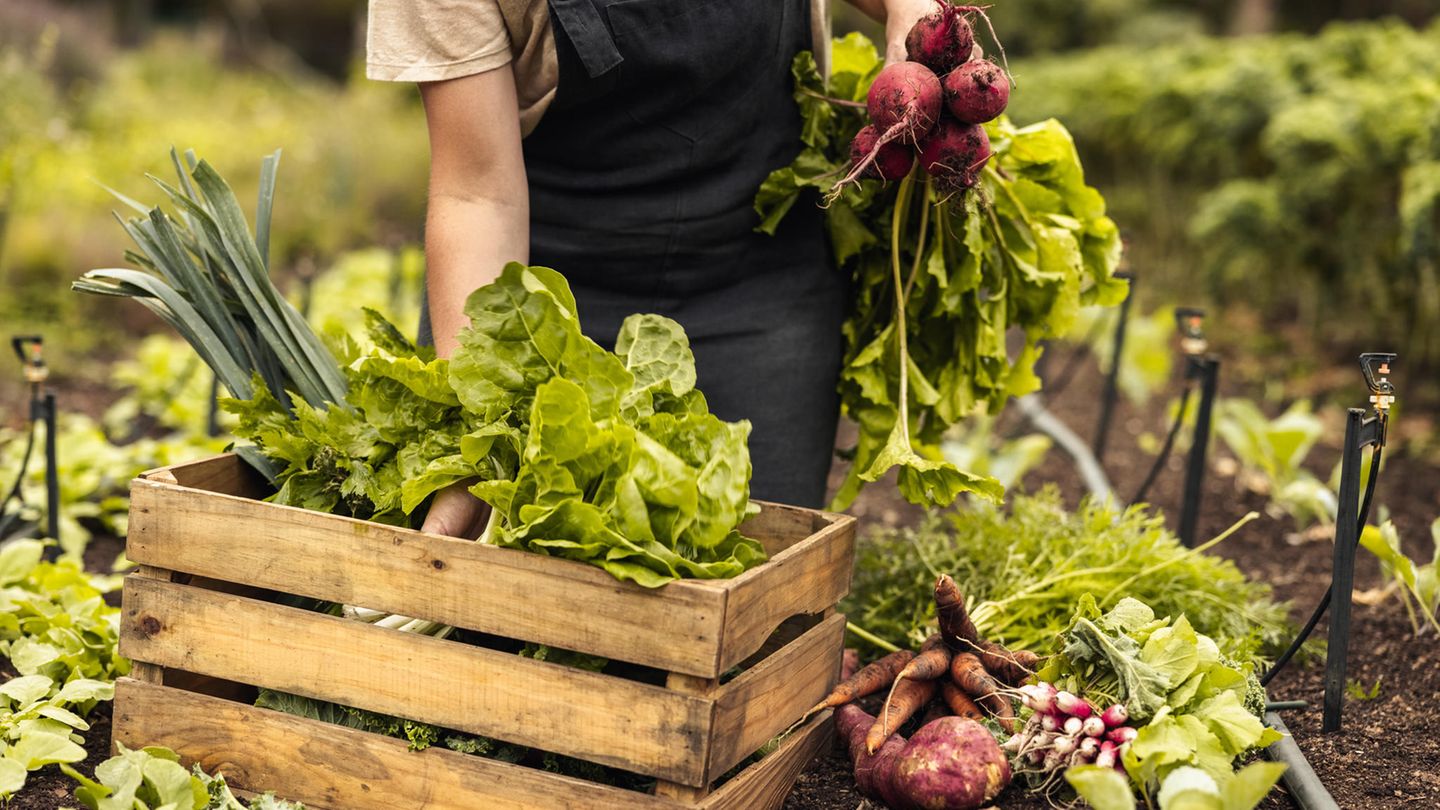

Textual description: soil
[4,345,1437,809]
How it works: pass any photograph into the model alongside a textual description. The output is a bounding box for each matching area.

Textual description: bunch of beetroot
[1003,682,1139,789]
[836,1,1012,195]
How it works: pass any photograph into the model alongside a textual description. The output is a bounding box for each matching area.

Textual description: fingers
[421,485,491,539]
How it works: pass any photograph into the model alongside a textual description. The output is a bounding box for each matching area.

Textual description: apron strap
[548,0,623,78]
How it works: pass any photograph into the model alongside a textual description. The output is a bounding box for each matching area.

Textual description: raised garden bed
[112,454,857,809]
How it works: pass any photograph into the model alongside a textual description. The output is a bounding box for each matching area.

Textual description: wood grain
[707,613,844,781]
[713,515,855,673]
[127,474,730,676]
[112,678,684,810]
[699,712,834,810]
[139,454,271,500]
[119,576,714,785]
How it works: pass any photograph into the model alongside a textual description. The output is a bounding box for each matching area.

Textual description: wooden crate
[114,454,856,809]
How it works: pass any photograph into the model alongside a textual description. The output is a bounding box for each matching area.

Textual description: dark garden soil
[4,344,1437,809]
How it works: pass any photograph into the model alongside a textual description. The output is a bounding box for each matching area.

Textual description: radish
[917,117,991,192]
[942,60,1010,124]
[1062,716,1083,736]
[1040,713,1059,733]
[1081,716,1106,738]
[850,125,915,182]
[1100,703,1129,728]
[1107,726,1138,745]
[905,2,975,76]
[1019,682,1057,714]
[1095,740,1118,769]
[1052,735,1076,756]
[1054,691,1092,719]
[1078,736,1100,757]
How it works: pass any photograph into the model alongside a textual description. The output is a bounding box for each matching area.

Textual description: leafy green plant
[1345,676,1383,701]
[939,414,1052,492]
[1214,398,1335,527]
[842,489,1294,664]
[62,743,305,810]
[1008,20,1440,360]
[756,34,1126,510]
[0,413,226,556]
[0,538,124,799]
[1065,305,1176,406]
[1359,518,1440,635]
[1044,598,1284,809]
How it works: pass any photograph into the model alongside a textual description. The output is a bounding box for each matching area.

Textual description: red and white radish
[1082,715,1106,738]
[1101,703,1129,728]
[1054,691,1092,719]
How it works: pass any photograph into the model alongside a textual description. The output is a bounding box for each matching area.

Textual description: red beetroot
[851,125,916,181]
[905,3,975,76]
[917,118,991,192]
[837,704,909,808]
[866,61,943,142]
[943,60,1010,124]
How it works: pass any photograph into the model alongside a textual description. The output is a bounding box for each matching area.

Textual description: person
[366,0,932,537]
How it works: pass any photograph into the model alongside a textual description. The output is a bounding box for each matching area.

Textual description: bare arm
[840,0,935,63]
[415,68,525,539]
[418,69,529,359]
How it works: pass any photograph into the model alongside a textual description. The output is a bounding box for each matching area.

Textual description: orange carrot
[934,574,980,649]
[894,633,953,683]
[804,649,914,718]
[866,676,938,753]
[951,651,1015,732]
[917,699,948,728]
[977,639,1039,686]
[939,680,986,722]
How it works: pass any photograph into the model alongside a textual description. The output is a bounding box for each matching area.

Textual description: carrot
[916,699,949,729]
[894,633,953,683]
[867,675,938,753]
[939,680,986,722]
[934,574,980,649]
[951,651,1015,732]
[804,649,914,718]
[977,639,1038,686]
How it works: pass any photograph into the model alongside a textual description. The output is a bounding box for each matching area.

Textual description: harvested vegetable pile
[843,490,1296,664]
[757,20,1126,510]
[818,575,1036,809]
[76,152,764,588]
[1039,598,1286,810]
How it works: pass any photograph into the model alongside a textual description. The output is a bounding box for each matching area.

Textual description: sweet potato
[890,717,1012,810]
[836,704,909,808]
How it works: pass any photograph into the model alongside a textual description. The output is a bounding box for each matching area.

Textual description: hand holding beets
[834,1,1012,197]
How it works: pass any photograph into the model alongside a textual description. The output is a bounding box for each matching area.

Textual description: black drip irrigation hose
[1130,385,1192,506]
[1261,446,1383,687]
[1263,712,1341,810]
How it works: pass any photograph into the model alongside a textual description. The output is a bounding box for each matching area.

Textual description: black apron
[426,0,846,508]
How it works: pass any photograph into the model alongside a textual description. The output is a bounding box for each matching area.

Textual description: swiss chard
[757,35,1126,510]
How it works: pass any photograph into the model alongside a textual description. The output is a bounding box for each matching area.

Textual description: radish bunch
[835,1,1011,194]
[1002,683,1137,786]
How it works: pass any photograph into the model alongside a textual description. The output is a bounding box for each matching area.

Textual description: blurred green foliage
[1008,20,1440,361]
[0,30,428,381]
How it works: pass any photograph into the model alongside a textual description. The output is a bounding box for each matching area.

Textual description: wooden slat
[700,712,834,810]
[707,613,844,781]
[112,678,683,810]
[140,454,271,501]
[126,476,731,677]
[738,503,825,556]
[119,576,714,785]
[713,515,855,673]
[654,672,721,802]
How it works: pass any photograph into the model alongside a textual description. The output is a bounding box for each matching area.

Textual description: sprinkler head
[1174,307,1207,355]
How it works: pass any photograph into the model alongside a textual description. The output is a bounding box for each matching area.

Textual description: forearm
[424,192,528,358]
[841,0,935,63]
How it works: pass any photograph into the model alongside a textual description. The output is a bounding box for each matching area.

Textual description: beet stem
[889,173,916,449]
[799,88,867,109]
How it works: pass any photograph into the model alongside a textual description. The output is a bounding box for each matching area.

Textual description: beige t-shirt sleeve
[366,0,514,83]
